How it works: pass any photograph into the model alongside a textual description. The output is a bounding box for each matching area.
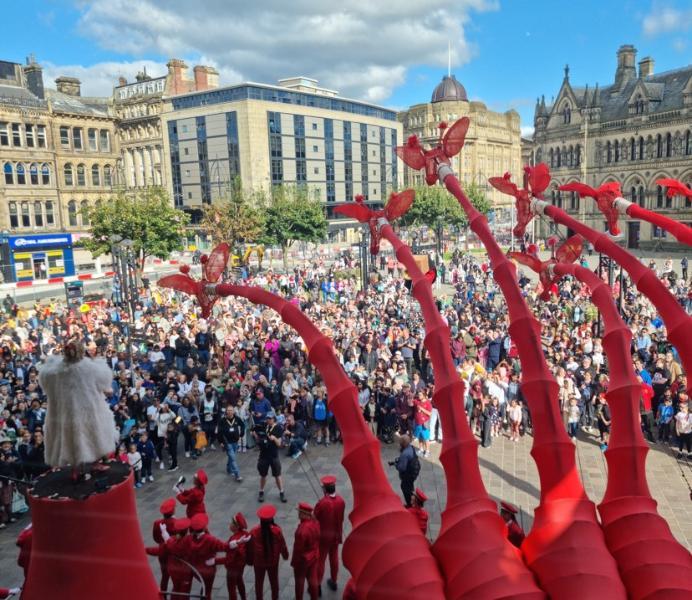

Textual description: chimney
[166,59,188,95]
[638,56,654,79]
[614,44,637,89]
[118,76,127,86]
[55,76,81,96]
[23,55,45,99]
[193,65,219,92]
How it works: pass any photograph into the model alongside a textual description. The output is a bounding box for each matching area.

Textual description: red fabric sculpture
[559,181,692,246]
[658,178,692,199]
[397,124,627,599]
[337,193,544,598]
[158,271,445,599]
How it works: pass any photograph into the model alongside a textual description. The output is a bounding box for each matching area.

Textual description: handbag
[195,430,208,450]
[12,489,29,514]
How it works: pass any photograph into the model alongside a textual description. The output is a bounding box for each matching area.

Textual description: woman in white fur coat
[39,340,118,467]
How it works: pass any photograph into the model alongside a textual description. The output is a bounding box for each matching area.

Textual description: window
[41,163,50,185]
[312,145,318,152]
[9,202,18,228]
[575,145,581,166]
[665,132,672,158]
[76,164,86,186]
[21,202,30,227]
[37,125,46,148]
[184,147,189,155]
[3,162,13,184]
[16,163,26,185]
[88,128,98,151]
[99,130,110,152]
[312,123,317,130]
[73,128,83,150]
[556,147,561,168]
[656,185,664,208]
[68,200,78,227]
[81,200,90,226]
[64,163,73,186]
[638,186,645,207]
[91,164,100,186]
[46,201,55,226]
[25,124,35,148]
[12,123,21,146]
[652,225,667,239]
[103,164,112,186]
[665,186,672,209]
[563,105,571,124]
[0,122,8,146]
[630,138,636,161]
[34,201,43,227]
[570,191,578,210]
[630,186,636,202]
[687,130,692,156]
[313,167,319,174]
[60,126,70,147]
[549,148,554,168]
[29,163,39,185]
[656,134,662,158]
[614,140,619,163]
[607,141,612,163]
[639,137,644,160]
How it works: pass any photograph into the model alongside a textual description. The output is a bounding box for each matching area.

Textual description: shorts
[257,457,282,477]
[413,424,430,442]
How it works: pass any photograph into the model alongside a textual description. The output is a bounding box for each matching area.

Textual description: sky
[1,0,690,137]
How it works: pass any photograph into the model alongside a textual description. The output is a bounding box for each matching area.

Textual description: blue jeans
[226,443,240,477]
[288,436,306,456]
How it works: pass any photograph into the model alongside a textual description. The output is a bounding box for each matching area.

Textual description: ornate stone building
[398,73,522,220]
[532,45,692,250]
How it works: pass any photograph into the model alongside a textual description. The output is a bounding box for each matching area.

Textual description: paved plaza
[1,427,690,598]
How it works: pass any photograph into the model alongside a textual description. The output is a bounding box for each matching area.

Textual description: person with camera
[253,411,286,503]
[219,405,244,482]
[285,413,308,459]
[389,434,419,507]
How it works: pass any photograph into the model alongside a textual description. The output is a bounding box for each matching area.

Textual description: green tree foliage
[84,187,189,268]
[261,185,328,269]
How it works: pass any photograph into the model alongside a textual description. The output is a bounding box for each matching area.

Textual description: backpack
[314,400,327,421]
[406,451,421,479]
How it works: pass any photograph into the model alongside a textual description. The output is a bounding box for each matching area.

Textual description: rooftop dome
[431,74,468,103]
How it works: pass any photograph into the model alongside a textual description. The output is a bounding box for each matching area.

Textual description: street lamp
[109,235,137,386]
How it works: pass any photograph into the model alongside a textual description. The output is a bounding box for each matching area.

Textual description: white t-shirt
[675,411,692,435]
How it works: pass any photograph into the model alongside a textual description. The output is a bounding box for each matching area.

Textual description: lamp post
[109,235,136,386]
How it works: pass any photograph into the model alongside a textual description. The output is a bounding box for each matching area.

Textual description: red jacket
[291,518,321,568]
[16,525,32,575]
[188,532,227,575]
[152,517,177,545]
[640,383,654,412]
[407,506,428,535]
[146,535,193,580]
[177,486,206,518]
[217,531,249,571]
[314,494,345,546]
[246,524,288,569]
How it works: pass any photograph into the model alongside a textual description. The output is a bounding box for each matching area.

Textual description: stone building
[531,45,692,250]
[397,73,522,220]
[113,59,218,188]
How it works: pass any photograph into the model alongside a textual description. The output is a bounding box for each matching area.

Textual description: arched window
[21,202,30,227]
[570,190,578,210]
[556,190,562,208]
[665,185,672,209]
[686,130,692,155]
[91,164,100,186]
[638,186,645,207]
[568,146,573,167]
[3,162,13,185]
[630,186,637,201]
[575,145,581,166]
[549,148,554,168]
[34,201,44,227]
[9,202,18,228]
[81,200,90,226]
[639,136,645,160]
[64,163,73,186]
[76,164,86,186]
[16,163,26,185]
[656,134,663,158]
[29,163,39,185]
[614,140,620,162]
[556,148,561,168]
[103,164,112,186]
[607,141,612,163]
[563,105,571,124]
[665,132,672,157]
[656,185,664,208]
[630,138,636,160]
[46,201,55,226]
[68,200,78,227]
[41,163,50,185]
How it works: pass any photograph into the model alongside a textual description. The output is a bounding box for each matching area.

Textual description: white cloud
[642,5,692,36]
[66,0,498,103]
[520,125,535,139]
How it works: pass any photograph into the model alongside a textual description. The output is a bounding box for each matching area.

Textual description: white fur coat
[39,355,118,466]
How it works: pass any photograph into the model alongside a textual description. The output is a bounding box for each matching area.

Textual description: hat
[500,501,518,515]
[232,512,248,530]
[195,469,208,486]
[297,502,313,514]
[414,488,428,503]
[173,518,191,533]
[320,475,336,486]
[257,505,277,521]
[159,498,176,516]
[265,411,276,420]
[190,513,209,532]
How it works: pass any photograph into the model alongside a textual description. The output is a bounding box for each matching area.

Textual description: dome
[431,74,468,103]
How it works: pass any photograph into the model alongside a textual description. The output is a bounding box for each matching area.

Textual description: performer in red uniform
[146,517,193,598]
[407,488,429,536]
[246,504,288,600]
[291,502,321,600]
[188,512,229,600]
[499,501,525,548]
[217,512,251,600]
[152,498,176,592]
[175,469,207,518]
[313,474,345,592]
[16,523,32,581]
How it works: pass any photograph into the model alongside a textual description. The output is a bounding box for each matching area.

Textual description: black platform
[31,462,130,501]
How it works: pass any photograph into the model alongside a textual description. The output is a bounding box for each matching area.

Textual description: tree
[261,185,328,270]
[84,187,189,268]
[199,177,265,252]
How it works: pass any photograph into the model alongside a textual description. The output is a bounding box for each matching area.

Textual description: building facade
[160,77,403,230]
[398,74,522,221]
[532,45,692,250]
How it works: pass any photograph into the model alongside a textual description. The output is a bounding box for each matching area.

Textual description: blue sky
[1,0,690,135]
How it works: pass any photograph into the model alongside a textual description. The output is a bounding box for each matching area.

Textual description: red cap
[414,488,428,503]
[297,502,313,514]
[257,505,277,521]
[190,513,209,532]
[195,469,208,486]
[173,518,191,533]
[320,475,337,486]
[232,512,247,530]
[159,498,176,516]
[500,501,518,515]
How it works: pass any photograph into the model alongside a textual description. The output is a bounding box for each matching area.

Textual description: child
[656,397,674,444]
[567,397,580,441]
[127,443,143,488]
[596,396,611,451]
[508,399,522,442]
[137,433,156,483]
[489,397,501,438]
[165,421,179,472]
[116,443,128,464]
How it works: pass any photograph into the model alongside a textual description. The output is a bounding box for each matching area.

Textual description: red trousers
[294,561,319,600]
[253,564,279,600]
[318,542,339,584]
[226,567,246,600]
[158,555,170,592]
[169,568,192,599]
[197,566,216,600]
